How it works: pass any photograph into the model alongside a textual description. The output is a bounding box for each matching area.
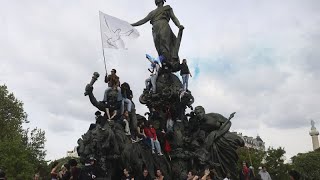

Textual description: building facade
[234,132,265,151]
[66,146,79,158]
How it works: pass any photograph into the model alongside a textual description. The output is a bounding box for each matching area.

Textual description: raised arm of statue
[170,9,183,29]
[131,12,152,26]
[216,121,231,138]
[85,84,107,112]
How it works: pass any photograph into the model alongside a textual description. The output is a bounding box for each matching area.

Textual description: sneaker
[158,152,163,156]
[152,150,155,154]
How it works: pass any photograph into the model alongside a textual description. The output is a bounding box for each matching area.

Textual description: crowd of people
[94,56,192,148]
[0,164,305,180]
[49,157,121,180]
[47,162,302,180]
[238,162,302,180]
[48,159,230,180]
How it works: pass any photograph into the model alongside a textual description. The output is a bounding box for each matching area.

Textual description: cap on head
[111,69,116,73]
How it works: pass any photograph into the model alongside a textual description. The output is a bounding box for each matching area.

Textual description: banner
[99,11,139,49]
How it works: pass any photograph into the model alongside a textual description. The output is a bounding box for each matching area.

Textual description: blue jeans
[121,98,132,114]
[145,75,158,93]
[181,74,189,91]
[150,139,162,153]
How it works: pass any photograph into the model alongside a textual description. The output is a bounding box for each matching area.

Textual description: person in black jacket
[288,170,301,180]
[138,168,152,180]
[79,157,105,180]
[120,82,133,114]
[180,59,192,91]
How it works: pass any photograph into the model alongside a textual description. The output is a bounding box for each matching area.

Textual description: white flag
[99,11,139,49]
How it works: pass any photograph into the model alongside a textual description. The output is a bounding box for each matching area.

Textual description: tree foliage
[291,149,320,179]
[237,147,266,174]
[0,85,48,179]
[237,146,293,179]
[264,147,291,180]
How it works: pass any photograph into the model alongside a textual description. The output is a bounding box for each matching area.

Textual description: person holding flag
[103,69,122,103]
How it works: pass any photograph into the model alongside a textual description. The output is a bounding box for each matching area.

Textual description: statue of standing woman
[131,0,184,72]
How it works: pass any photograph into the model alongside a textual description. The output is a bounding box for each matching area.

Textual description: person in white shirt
[145,55,160,94]
[258,166,272,180]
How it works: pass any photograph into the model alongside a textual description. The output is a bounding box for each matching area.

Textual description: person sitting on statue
[144,121,163,156]
[145,54,160,94]
[191,106,244,178]
[121,110,137,143]
[137,120,151,147]
[180,59,192,92]
[103,69,122,103]
[105,97,120,121]
[122,110,131,136]
[120,82,133,114]
[95,111,107,127]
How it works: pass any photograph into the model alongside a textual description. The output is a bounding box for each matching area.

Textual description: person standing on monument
[131,0,184,70]
[180,59,192,91]
[145,57,160,94]
[103,69,122,103]
[144,122,164,155]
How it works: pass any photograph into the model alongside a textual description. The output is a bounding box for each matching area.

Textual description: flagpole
[99,11,107,75]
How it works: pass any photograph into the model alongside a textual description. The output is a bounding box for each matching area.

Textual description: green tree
[291,149,320,179]
[0,85,48,179]
[237,147,266,174]
[264,147,291,180]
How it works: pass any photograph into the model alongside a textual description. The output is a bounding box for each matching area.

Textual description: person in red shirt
[144,122,163,155]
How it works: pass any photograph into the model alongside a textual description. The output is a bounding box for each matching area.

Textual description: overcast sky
[1,0,320,161]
